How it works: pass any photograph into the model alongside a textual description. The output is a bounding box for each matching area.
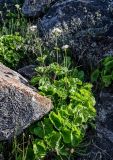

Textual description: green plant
[0,3,97,158]
[0,3,48,68]
[0,3,28,35]
[11,133,34,160]
[30,57,96,159]
[0,34,24,68]
[91,56,113,87]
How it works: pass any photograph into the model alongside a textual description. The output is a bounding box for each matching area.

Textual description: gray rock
[0,63,53,141]
[79,90,113,160]
[22,0,55,17]
[0,0,12,3]
[38,0,113,67]
[0,0,21,5]
[18,65,37,80]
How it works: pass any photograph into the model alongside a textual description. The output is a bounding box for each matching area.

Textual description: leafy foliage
[0,34,24,68]
[30,57,96,159]
[0,3,97,158]
[91,56,113,87]
[0,4,42,68]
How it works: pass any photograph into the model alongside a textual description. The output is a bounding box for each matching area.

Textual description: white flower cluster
[52,28,62,36]
[62,45,69,50]
[52,28,62,33]
[29,25,37,32]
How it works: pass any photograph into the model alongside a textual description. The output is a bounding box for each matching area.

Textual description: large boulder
[22,0,55,17]
[0,63,53,141]
[38,0,113,67]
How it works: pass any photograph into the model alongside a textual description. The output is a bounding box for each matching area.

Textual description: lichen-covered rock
[38,0,113,67]
[0,63,53,141]
[22,0,55,17]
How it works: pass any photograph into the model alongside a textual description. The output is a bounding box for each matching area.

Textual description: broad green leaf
[49,112,63,129]
[46,131,61,149]
[43,118,53,135]
[61,128,71,144]
[71,131,83,147]
[103,56,113,64]
[31,76,40,85]
[104,59,113,69]
[91,69,100,82]
[33,141,46,158]
[102,75,112,87]
[33,126,44,138]
[78,70,84,81]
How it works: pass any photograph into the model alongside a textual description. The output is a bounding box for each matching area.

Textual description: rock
[18,65,37,80]
[79,90,113,160]
[0,63,53,141]
[0,0,12,3]
[0,0,23,4]
[22,0,55,17]
[38,0,113,67]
